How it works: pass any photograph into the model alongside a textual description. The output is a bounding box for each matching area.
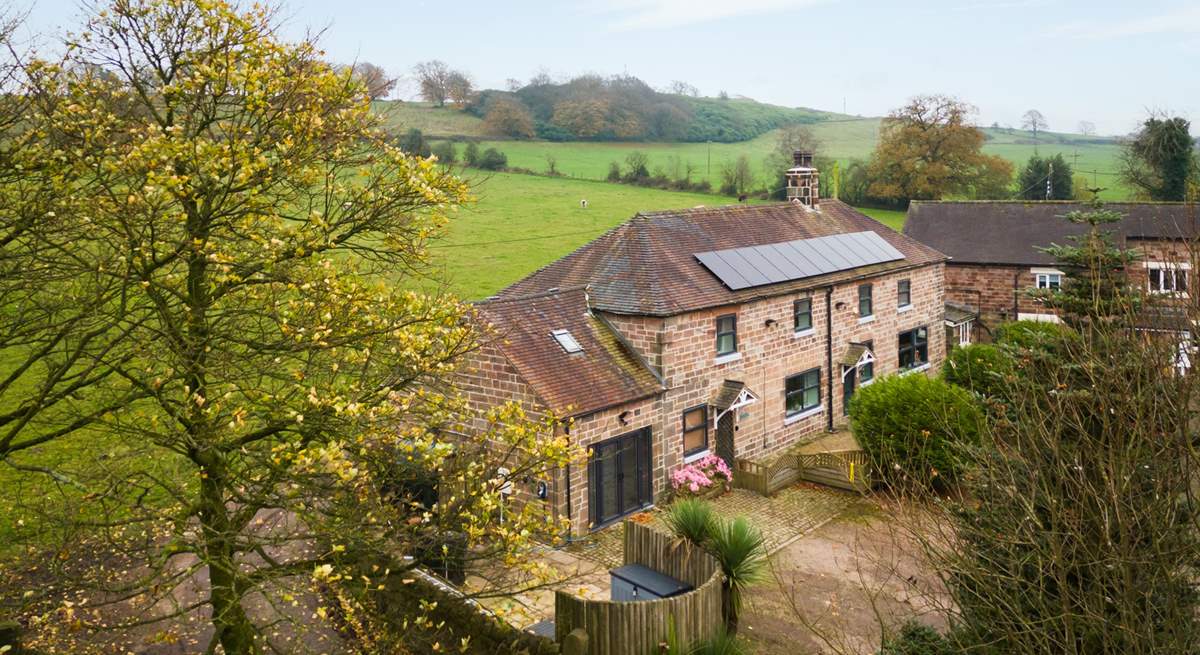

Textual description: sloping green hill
[373,100,487,138]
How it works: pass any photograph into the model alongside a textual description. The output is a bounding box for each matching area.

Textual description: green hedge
[993,320,1075,351]
[850,373,984,490]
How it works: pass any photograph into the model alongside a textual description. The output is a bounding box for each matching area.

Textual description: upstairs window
[1148,263,1188,294]
[682,406,708,457]
[898,326,929,370]
[785,369,821,417]
[715,314,738,356]
[858,284,873,317]
[897,279,912,308]
[1035,272,1062,290]
[793,298,813,332]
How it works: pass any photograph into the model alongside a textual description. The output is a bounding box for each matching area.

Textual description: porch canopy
[712,379,759,420]
[840,342,875,379]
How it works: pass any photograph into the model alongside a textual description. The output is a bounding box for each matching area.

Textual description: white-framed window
[957,321,973,346]
[1146,262,1190,295]
[1032,267,1063,290]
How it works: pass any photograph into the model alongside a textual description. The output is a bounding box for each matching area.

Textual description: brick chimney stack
[786,150,819,209]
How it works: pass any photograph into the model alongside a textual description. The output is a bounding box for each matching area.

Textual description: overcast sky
[19,0,1200,135]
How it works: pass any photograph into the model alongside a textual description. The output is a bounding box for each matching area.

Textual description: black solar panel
[694,231,905,291]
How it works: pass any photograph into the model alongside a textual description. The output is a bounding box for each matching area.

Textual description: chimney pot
[786,151,819,208]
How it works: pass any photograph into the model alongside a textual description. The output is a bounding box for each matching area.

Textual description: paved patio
[565,483,863,569]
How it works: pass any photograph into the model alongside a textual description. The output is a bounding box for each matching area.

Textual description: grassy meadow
[430,171,759,300]
[449,123,1127,199]
[380,103,1129,199]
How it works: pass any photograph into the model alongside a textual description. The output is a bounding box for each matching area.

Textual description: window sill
[857,315,876,325]
[683,450,711,464]
[899,363,931,376]
[792,328,815,338]
[713,352,742,365]
[897,304,914,313]
[784,405,824,425]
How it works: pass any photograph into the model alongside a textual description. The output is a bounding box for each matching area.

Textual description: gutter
[825,285,834,433]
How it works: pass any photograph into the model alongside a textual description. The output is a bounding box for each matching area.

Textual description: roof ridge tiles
[476,285,590,306]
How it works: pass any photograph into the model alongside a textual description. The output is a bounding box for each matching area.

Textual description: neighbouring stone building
[460,155,948,534]
[904,201,1200,341]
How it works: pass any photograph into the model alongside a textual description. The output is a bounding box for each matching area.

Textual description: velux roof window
[551,329,583,353]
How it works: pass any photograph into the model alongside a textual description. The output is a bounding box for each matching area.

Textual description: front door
[842,365,856,416]
[589,428,653,528]
[716,411,735,467]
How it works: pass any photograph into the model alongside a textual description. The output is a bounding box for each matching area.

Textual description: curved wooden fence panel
[734,449,872,495]
[554,522,723,655]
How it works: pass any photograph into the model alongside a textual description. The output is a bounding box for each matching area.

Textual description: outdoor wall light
[618,410,631,425]
[764,318,777,327]
[835,301,847,310]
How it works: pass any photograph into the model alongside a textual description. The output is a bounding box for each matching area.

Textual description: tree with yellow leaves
[6,1,577,653]
[867,95,1013,202]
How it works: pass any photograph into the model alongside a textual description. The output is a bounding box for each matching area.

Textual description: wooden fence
[554,521,723,655]
[734,449,873,495]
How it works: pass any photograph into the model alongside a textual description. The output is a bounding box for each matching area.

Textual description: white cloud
[1051,5,1200,39]
[598,0,829,31]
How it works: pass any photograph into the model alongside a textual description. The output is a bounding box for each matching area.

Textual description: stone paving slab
[565,483,862,570]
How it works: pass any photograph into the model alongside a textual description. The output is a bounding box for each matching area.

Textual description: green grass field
[451,123,1127,200]
[427,172,912,300]
[374,100,488,138]
[430,172,756,300]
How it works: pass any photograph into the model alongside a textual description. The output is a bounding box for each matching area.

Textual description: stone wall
[654,263,946,467]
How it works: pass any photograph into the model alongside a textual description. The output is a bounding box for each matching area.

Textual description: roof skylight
[551,329,583,353]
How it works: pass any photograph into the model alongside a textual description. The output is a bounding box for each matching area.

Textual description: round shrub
[879,621,955,655]
[942,343,1012,399]
[476,147,508,170]
[850,373,984,490]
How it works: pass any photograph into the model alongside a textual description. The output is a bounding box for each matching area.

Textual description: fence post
[561,628,589,655]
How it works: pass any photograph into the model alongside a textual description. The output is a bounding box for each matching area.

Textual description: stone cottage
[462,155,948,534]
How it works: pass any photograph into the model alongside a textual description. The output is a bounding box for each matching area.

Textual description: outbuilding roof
[474,287,664,418]
[904,201,1200,267]
[497,200,946,317]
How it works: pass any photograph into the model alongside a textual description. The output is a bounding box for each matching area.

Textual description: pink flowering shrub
[670,454,732,495]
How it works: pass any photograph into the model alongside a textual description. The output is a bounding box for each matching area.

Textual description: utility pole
[1046,161,1053,200]
[707,141,711,176]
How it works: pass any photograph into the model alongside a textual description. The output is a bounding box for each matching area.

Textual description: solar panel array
[694,231,905,291]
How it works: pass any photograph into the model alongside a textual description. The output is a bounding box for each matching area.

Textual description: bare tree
[667,80,699,97]
[504,77,523,92]
[413,59,453,107]
[351,61,396,100]
[1077,120,1096,137]
[1022,109,1048,142]
[446,70,475,107]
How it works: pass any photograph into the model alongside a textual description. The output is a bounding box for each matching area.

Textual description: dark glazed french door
[589,428,653,528]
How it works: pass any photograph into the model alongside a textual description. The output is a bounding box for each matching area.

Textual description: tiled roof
[497,200,946,317]
[904,201,1200,267]
[475,287,663,418]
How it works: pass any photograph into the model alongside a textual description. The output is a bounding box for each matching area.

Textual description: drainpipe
[563,425,575,544]
[825,286,834,433]
[1012,270,1021,320]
